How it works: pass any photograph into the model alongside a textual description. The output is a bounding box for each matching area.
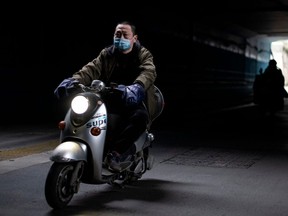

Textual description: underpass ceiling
[195,0,288,40]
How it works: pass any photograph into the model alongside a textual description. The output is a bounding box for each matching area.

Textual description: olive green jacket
[72,42,160,126]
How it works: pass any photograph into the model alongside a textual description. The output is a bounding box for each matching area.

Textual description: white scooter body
[45,80,163,209]
[50,82,154,184]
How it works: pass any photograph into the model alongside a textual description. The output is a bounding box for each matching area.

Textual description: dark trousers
[105,96,149,155]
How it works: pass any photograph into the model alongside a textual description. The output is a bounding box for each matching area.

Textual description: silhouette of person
[261,59,286,114]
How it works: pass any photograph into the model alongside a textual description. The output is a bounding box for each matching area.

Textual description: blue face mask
[113,38,131,51]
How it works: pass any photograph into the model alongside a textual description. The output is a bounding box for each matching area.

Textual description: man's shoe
[106,151,133,171]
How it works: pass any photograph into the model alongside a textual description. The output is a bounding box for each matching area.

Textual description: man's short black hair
[117,21,137,35]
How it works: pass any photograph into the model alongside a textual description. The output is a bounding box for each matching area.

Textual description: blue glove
[54,78,80,99]
[124,83,145,106]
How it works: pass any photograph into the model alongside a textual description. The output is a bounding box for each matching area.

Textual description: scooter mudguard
[50,141,87,162]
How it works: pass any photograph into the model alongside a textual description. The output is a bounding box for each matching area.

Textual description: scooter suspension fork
[69,161,84,193]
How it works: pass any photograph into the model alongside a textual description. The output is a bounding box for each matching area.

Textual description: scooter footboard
[50,141,88,162]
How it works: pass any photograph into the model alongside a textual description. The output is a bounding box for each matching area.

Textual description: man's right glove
[54,78,80,99]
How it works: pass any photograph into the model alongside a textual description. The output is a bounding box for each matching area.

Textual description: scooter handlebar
[71,80,124,96]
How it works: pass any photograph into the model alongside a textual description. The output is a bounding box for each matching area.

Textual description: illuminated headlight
[71,95,89,114]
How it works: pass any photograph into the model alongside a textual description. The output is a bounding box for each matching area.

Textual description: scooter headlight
[71,95,89,114]
[70,92,100,127]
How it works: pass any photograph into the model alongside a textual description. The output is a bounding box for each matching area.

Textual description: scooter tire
[45,163,76,209]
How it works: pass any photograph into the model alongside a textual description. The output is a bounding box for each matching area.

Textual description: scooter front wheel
[45,163,76,209]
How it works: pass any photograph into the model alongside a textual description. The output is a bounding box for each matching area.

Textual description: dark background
[1,7,190,129]
[3,3,286,130]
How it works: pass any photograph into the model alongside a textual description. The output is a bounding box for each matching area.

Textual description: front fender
[50,141,87,162]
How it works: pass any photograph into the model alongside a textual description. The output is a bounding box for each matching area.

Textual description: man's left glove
[123,83,145,107]
[54,78,80,99]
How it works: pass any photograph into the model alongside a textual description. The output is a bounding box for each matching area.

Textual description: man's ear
[133,35,138,43]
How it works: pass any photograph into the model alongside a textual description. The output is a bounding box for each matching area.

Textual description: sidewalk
[192,98,288,152]
[0,124,58,161]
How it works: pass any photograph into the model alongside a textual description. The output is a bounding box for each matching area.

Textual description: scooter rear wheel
[45,163,76,209]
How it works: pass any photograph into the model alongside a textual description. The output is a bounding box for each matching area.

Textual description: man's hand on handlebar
[54,78,80,99]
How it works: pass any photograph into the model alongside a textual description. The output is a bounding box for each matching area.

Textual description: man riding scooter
[54,21,159,171]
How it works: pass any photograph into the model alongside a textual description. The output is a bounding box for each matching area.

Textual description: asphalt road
[1,102,288,216]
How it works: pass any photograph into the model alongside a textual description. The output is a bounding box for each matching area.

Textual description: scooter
[44,80,164,209]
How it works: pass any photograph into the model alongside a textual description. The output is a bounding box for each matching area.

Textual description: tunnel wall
[184,24,272,116]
